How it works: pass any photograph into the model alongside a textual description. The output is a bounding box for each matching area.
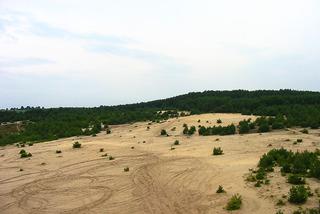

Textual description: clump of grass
[131,146,135,149]
[226,194,242,210]
[99,148,104,152]
[217,119,222,124]
[101,153,108,157]
[19,168,24,172]
[254,180,262,187]
[300,129,309,134]
[109,156,114,160]
[213,147,223,155]
[124,167,129,172]
[160,129,167,136]
[174,140,180,145]
[72,141,81,148]
[28,143,33,146]
[56,150,62,154]
[297,139,303,143]
[216,185,226,193]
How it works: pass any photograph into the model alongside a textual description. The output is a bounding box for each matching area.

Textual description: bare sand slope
[0,113,319,214]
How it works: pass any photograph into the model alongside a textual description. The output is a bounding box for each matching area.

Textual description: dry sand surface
[0,113,319,214]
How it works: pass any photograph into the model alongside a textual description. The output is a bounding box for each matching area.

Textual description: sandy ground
[0,113,319,214]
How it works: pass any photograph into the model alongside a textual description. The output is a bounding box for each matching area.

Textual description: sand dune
[0,113,319,214]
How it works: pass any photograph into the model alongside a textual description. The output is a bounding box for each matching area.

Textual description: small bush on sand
[109,156,114,160]
[226,194,242,210]
[28,143,33,146]
[174,140,180,145]
[213,147,223,155]
[20,150,32,158]
[73,141,81,148]
[254,180,262,187]
[288,174,306,185]
[301,129,309,134]
[217,119,222,124]
[297,139,303,143]
[288,185,308,204]
[216,185,226,193]
[99,148,104,152]
[124,167,129,172]
[56,150,62,154]
[160,129,167,136]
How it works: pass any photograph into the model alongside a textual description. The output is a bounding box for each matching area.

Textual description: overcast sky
[1,0,320,108]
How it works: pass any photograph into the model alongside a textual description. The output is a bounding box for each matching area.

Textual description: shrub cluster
[160,129,167,136]
[72,141,81,148]
[258,148,320,180]
[182,124,196,135]
[238,119,255,134]
[288,185,309,204]
[19,149,32,158]
[198,124,236,136]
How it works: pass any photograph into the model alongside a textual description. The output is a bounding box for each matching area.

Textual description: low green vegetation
[288,174,306,185]
[160,129,167,136]
[216,185,226,193]
[56,150,62,154]
[288,185,309,204]
[19,149,32,158]
[173,140,180,145]
[124,167,129,172]
[199,124,236,136]
[72,141,81,148]
[183,124,196,135]
[213,147,223,155]
[226,194,242,210]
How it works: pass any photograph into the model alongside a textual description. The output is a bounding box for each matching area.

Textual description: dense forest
[1,89,320,146]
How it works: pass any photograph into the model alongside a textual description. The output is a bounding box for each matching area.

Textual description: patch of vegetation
[109,156,114,160]
[99,148,104,152]
[173,140,180,145]
[72,141,81,148]
[160,129,167,136]
[217,119,222,124]
[199,124,236,136]
[301,129,309,134]
[19,149,32,158]
[124,167,129,172]
[213,147,223,155]
[28,143,33,146]
[216,185,226,193]
[288,174,306,185]
[56,150,62,154]
[288,185,309,204]
[276,199,285,206]
[297,139,303,143]
[226,194,242,210]
[183,124,196,135]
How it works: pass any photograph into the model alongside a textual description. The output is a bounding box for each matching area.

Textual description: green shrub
[28,143,33,146]
[160,129,167,136]
[288,185,308,204]
[226,194,242,210]
[124,167,129,172]
[276,199,285,206]
[301,129,309,134]
[174,140,180,145]
[73,141,81,148]
[216,185,226,193]
[217,119,222,124]
[254,180,262,187]
[213,147,223,155]
[20,149,32,158]
[297,139,303,143]
[109,156,114,160]
[259,122,270,133]
[288,174,306,185]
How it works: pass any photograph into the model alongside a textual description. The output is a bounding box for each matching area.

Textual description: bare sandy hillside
[0,113,319,214]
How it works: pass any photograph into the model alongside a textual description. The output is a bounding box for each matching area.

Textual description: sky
[0,0,320,108]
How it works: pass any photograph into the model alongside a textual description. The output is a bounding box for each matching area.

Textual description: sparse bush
[254,180,262,187]
[56,150,62,154]
[72,141,81,148]
[160,129,167,136]
[288,185,308,204]
[226,194,242,210]
[28,143,33,146]
[216,185,226,193]
[174,140,180,145]
[124,167,129,172]
[297,139,303,143]
[275,210,284,214]
[109,156,114,160]
[106,128,111,134]
[288,174,306,185]
[99,148,104,152]
[20,149,32,158]
[213,147,223,155]
[101,153,108,157]
[217,119,222,124]
[301,129,309,134]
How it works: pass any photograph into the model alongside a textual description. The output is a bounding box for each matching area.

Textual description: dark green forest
[1,89,320,146]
